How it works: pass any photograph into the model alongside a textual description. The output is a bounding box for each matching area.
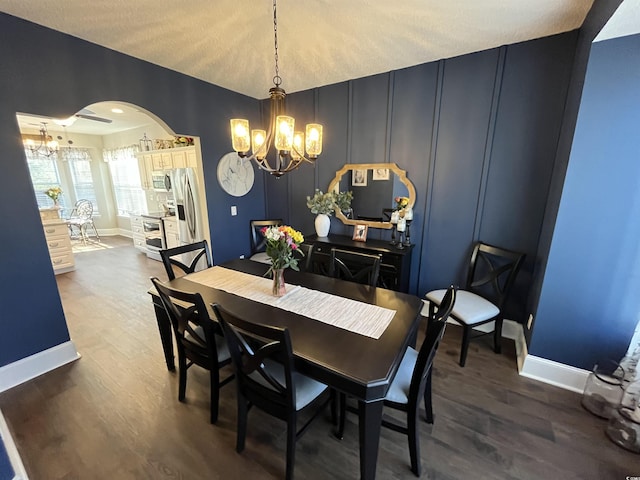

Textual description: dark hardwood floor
[1,236,638,479]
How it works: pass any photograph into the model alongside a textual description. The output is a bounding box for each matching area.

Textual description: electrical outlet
[527,314,534,329]
[231,206,237,216]
[239,254,245,259]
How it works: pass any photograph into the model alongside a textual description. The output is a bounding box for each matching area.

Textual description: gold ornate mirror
[328,163,416,230]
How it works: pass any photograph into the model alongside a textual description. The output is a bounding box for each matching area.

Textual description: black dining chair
[150,277,234,424]
[249,219,283,264]
[160,240,213,280]
[212,303,334,480]
[296,242,313,273]
[329,247,381,287]
[425,241,525,366]
[337,285,457,477]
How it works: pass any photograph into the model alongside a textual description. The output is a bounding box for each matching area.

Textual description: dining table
[148,258,424,480]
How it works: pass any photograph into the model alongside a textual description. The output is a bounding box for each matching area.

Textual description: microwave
[151,172,171,192]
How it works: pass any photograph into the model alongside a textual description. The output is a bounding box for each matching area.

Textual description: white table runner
[186,266,396,339]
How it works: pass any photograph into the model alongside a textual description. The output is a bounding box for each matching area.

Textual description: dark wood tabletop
[169,258,423,401]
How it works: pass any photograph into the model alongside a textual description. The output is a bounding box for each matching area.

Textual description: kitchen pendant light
[24,122,59,158]
[230,0,323,178]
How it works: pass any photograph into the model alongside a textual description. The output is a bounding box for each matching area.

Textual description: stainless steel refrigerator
[170,168,204,246]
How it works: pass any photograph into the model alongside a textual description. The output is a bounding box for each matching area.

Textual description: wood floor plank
[1,236,640,479]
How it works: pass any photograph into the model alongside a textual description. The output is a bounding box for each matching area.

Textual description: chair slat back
[151,277,220,367]
[466,242,525,308]
[329,248,381,287]
[250,219,283,255]
[409,285,457,403]
[213,304,295,412]
[73,199,93,219]
[160,240,213,281]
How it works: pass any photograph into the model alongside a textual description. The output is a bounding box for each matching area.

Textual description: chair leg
[336,392,346,439]
[493,318,503,354]
[459,325,471,367]
[285,413,297,480]
[407,406,421,477]
[209,368,219,424]
[423,370,434,424]
[330,389,338,426]
[178,356,187,402]
[92,222,100,241]
[236,394,248,453]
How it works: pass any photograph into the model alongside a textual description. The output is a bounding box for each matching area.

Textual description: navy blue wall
[0,13,259,367]
[269,33,577,327]
[530,33,640,369]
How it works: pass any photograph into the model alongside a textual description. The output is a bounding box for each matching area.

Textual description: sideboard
[303,234,413,292]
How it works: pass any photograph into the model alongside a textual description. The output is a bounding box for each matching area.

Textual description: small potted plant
[306,189,336,237]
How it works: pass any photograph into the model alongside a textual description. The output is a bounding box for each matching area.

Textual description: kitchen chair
[212,303,334,480]
[249,219,283,264]
[329,247,381,287]
[337,285,457,477]
[160,240,213,280]
[67,199,99,244]
[150,277,234,424]
[425,242,525,367]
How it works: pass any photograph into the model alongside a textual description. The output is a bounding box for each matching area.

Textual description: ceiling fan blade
[75,114,113,124]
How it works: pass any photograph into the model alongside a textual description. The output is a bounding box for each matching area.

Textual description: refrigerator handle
[185,175,197,241]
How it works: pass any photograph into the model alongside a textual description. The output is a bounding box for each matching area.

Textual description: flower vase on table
[272,268,286,296]
[262,225,305,297]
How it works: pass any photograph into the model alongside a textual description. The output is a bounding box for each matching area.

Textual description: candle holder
[396,231,405,249]
[403,220,412,246]
[389,224,397,245]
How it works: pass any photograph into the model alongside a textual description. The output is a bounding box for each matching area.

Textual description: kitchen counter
[141,211,175,220]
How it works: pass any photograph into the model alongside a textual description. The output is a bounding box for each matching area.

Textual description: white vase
[315,214,330,237]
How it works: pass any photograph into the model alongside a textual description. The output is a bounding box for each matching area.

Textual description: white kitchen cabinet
[40,208,75,274]
[151,152,173,171]
[130,215,147,252]
[138,155,154,190]
[163,216,179,249]
[136,146,197,173]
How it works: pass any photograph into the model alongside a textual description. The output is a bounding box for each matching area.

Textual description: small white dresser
[40,208,75,274]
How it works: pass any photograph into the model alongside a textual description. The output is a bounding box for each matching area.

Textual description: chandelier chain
[272,0,281,87]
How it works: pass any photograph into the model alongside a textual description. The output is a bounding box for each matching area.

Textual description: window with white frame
[24,148,68,210]
[104,145,145,215]
[61,148,100,215]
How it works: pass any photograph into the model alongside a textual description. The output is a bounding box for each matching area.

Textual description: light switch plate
[231,206,237,216]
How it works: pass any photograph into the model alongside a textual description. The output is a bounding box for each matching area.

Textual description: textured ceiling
[0,0,596,99]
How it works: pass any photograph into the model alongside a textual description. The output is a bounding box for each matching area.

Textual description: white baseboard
[96,228,121,237]
[421,300,587,393]
[0,341,80,393]
[0,409,27,480]
[520,354,590,393]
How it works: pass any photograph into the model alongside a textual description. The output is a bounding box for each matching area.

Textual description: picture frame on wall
[372,168,389,181]
[352,169,368,186]
[352,224,368,242]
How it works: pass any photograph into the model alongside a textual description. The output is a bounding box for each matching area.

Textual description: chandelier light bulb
[230,119,250,154]
[275,115,294,151]
[251,129,267,159]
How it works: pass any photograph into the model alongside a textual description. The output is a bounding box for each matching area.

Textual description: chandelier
[230,0,323,178]
[25,122,59,157]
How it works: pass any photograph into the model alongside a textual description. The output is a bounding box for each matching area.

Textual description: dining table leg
[152,302,175,371]
[358,399,384,480]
